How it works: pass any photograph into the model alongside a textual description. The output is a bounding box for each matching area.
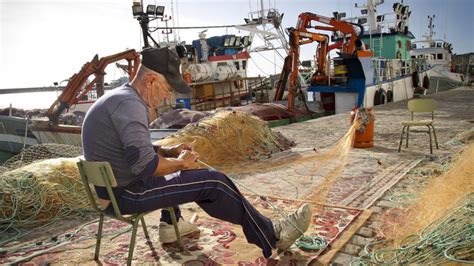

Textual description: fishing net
[353,143,474,264]
[1,144,83,173]
[354,194,473,264]
[1,144,86,232]
[155,110,296,167]
[0,157,90,232]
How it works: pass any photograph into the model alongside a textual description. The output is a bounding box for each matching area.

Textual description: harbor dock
[1,85,472,264]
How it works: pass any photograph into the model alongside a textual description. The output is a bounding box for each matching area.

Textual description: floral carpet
[1,196,368,265]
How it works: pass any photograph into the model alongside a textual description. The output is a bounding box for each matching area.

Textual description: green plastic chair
[398,98,439,154]
[77,160,184,266]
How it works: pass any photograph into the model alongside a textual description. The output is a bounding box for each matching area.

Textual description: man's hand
[177,150,199,169]
[166,143,192,158]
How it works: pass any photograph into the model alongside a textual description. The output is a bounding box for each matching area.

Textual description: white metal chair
[398,98,439,154]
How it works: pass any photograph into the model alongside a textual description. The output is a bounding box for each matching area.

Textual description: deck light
[155,6,165,16]
[243,36,249,46]
[235,36,241,46]
[146,5,156,15]
[229,36,236,47]
[224,37,231,47]
[132,2,143,16]
[267,10,275,19]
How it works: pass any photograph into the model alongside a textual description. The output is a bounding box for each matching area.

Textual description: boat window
[437,54,443,60]
[234,61,240,70]
[242,60,247,70]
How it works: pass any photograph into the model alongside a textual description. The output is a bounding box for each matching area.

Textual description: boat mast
[423,15,435,45]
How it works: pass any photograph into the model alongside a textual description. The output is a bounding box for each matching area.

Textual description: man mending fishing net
[81,47,312,257]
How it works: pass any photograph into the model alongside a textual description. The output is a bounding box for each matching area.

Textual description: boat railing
[245,8,280,25]
[372,58,417,84]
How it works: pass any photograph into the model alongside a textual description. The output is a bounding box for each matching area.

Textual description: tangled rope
[352,193,474,265]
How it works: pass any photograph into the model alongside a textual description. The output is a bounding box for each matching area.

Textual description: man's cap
[141,47,191,94]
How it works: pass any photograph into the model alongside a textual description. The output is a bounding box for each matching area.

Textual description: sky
[0,0,473,90]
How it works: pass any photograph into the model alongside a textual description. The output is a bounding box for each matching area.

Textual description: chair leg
[167,207,185,252]
[406,126,410,148]
[431,125,439,149]
[127,218,140,266]
[94,213,104,260]
[398,126,406,152]
[141,216,150,240]
[428,125,433,154]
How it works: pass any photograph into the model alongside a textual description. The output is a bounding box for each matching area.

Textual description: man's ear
[144,73,157,86]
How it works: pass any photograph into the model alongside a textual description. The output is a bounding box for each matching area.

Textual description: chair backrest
[407,98,437,113]
[77,160,124,218]
[407,98,437,120]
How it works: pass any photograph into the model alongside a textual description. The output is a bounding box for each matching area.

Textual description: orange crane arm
[274,12,366,111]
[297,12,360,54]
[47,49,140,124]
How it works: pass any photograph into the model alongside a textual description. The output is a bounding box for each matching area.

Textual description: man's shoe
[159,218,200,243]
[273,203,312,251]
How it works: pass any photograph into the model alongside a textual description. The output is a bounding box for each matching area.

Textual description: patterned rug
[1,196,368,265]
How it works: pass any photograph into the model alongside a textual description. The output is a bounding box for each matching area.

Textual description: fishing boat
[0,115,38,154]
[410,15,465,90]
[296,0,440,114]
[28,2,292,147]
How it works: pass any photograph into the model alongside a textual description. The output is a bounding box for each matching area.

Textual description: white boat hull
[0,115,38,154]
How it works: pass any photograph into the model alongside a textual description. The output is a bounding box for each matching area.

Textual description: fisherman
[81,47,312,258]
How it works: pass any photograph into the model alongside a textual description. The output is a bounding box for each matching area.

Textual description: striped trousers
[109,168,277,258]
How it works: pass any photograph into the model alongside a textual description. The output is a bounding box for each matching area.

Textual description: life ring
[374,88,387,106]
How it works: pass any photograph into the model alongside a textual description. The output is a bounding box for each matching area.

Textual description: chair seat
[401,120,433,126]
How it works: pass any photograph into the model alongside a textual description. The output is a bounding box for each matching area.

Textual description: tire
[386,90,393,103]
[374,88,387,106]
[422,75,430,89]
[412,71,419,87]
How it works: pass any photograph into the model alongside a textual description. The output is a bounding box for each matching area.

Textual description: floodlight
[243,36,249,46]
[224,37,231,47]
[235,36,241,46]
[155,6,165,16]
[267,10,275,18]
[229,36,236,46]
[132,3,143,16]
[146,5,156,15]
[393,3,401,13]
[401,6,408,15]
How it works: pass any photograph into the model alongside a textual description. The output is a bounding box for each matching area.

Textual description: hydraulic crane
[274,12,371,111]
[46,50,140,124]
